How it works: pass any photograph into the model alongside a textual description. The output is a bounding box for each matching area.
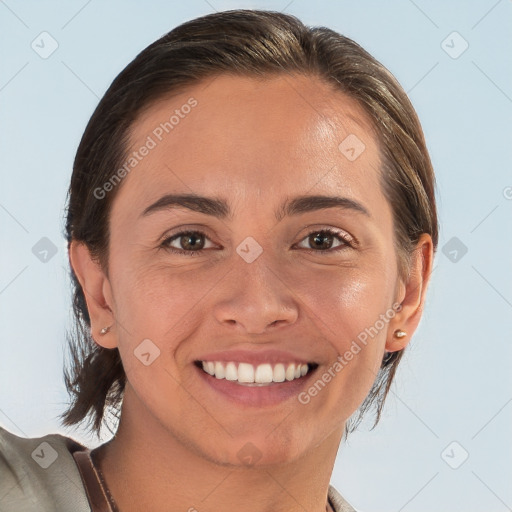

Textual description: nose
[212,255,299,334]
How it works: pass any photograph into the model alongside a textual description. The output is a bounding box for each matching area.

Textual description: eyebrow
[141,193,371,221]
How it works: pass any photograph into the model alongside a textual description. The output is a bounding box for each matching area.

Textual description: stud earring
[100,325,112,335]
[382,329,407,367]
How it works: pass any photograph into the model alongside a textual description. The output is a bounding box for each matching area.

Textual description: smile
[195,360,318,386]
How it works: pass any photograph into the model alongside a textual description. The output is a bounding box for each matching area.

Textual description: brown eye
[178,232,205,251]
[308,231,334,250]
[161,230,215,255]
[296,228,353,253]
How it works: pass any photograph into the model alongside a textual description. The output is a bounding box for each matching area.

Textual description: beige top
[0,425,356,512]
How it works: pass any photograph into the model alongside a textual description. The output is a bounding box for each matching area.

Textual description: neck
[92,386,343,512]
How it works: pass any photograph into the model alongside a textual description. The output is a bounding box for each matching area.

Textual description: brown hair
[61,9,438,438]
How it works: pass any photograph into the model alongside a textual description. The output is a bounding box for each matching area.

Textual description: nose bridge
[212,239,298,332]
[232,241,285,302]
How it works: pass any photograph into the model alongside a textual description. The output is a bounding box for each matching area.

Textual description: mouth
[194,360,319,387]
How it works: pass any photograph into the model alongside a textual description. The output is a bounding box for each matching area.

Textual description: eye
[295,228,353,254]
[161,230,216,256]
[160,227,354,257]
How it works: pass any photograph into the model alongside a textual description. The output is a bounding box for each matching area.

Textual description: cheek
[291,262,395,396]
[110,259,221,344]
[289,261,392,346]
[108,262,211,404]
[291,267,393,418]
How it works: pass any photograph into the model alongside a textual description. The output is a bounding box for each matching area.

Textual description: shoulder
[0,424,92,512]
[328,483,359,512]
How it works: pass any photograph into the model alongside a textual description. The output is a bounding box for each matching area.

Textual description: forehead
[117,73,384,216]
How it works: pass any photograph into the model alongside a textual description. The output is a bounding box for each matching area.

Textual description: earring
[100,325,112,335]
[382,329,407,367]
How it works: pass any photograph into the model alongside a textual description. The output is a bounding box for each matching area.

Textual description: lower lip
[194,364,317,407]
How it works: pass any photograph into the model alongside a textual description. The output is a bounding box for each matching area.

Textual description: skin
[70,74,433,512]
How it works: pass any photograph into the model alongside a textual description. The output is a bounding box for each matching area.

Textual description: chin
[219,435,308,468]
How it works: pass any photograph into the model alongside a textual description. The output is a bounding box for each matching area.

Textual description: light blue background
[1,1,511,511]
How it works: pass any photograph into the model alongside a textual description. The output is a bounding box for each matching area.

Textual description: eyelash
[160,228,354,257]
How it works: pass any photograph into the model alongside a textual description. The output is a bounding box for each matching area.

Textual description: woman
[0,9,437,512]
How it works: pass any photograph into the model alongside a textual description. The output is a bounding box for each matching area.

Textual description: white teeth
[273,363,285,382]
[225,362,238,381]
[202,361,215,376]
[285,364,295,381]
[200,361,311,385]
[214,361,225,379]
[254,364,273,384]
[238,363,254,383]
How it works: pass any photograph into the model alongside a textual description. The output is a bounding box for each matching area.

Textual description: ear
[68,240,117,349]
[386,233,434,353]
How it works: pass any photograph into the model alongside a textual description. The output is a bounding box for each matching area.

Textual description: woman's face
[100,74,410,465]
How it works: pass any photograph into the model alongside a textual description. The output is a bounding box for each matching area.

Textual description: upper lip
[194,349,317,366]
